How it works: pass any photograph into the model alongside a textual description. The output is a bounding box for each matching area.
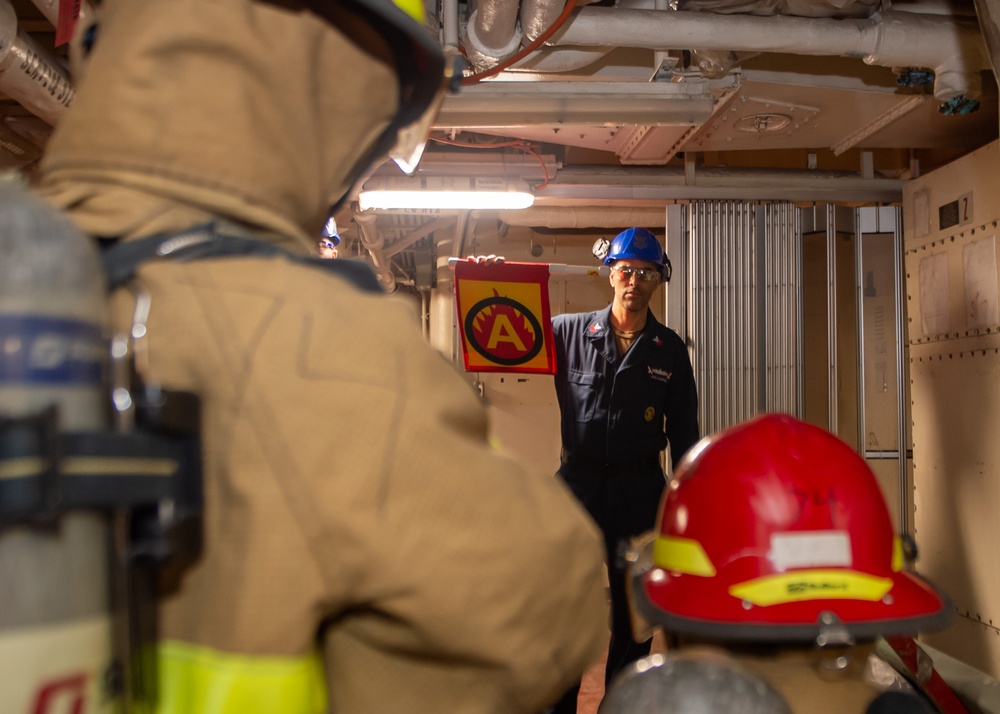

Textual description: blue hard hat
[604,227,671,280]
[322,216,341,247]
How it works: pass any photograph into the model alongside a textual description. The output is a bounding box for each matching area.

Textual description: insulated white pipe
[0,0,74,126]
[507,46,614,72]
[431,233,457,357]
[355,211,396,291]
[531,165,907,202]
[520,0,564,44]
[554,6,964,59]
[973,0,1000,77]
[497,206,666,227]
[443,0,460,51]
[447,256,609,274]
[466,0,522,68]
[551,7,989,100]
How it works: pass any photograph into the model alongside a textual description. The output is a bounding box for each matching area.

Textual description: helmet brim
[630,566,954,643]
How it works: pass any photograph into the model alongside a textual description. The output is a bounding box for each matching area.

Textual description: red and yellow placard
[454,261,556,374]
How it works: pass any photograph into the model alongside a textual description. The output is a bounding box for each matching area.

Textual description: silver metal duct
[355,210,396,291]
[496,206,666,227]
[466,0,522,68]
[532,165,906,204]
[435,79,720,128]
[550,7,989,100]
[0,0,74,126]
[972,0,1000,95]
[520,0,565,44]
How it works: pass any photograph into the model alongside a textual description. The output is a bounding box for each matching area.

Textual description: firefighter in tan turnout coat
[35,0,608,711]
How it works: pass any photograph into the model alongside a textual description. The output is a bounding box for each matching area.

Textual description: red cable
[522,144,551,188]
[431,136,527,149]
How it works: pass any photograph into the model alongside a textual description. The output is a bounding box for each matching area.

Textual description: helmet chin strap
[814,612,857,673]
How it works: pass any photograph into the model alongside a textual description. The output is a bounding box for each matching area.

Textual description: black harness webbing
[0,407,182,520]
[99,221,383,292]
[1,222,382,524]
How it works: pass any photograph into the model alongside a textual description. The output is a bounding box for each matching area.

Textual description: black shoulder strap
[100,222,384,293]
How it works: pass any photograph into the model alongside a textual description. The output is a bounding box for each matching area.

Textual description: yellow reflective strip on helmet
[392,0,425,23]
[157,640,326,714]
[729,570,893,607]
[653,535,717,577]
[892,536,904,572]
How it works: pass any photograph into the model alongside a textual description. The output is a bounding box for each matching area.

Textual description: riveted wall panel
[903,140,1000,676]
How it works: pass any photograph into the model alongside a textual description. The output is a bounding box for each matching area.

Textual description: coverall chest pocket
[566,369,604,421]
[627,369,670,433]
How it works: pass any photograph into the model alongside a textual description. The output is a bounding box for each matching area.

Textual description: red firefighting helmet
[628,414,953,643]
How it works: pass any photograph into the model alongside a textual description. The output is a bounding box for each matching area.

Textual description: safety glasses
[612,266,661,283]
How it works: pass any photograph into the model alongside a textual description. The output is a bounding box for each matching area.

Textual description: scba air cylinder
[0,180,115,713]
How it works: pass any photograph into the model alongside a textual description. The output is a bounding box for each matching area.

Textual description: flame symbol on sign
[472,289,536,359]
[464,291,545,366]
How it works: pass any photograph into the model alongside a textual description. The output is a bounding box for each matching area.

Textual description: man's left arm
[665,346,701,471]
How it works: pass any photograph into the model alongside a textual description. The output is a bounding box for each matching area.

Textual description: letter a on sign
[454,261,556,374]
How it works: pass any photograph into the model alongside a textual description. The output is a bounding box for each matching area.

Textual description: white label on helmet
[769,531,852,571]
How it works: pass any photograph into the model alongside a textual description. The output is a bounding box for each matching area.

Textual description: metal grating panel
[761,203,801,417]
[688,202,799,436]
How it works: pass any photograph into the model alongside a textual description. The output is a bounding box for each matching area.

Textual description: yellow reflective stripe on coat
[729,570,893,607]
[653,535,717,577]
[157,640,326,714]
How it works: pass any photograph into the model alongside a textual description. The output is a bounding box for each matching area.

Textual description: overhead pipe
[530,165,907,204]
[0,0,74,126]
[354,213,457,290]
[552,165,905,189]
[355,211,396,291]
[973,0,1000,79]
[497,206,667,227]
[463,0,596,77]
[465,0,522,69]
[355,164,907,210]
[509,0,679,73]
[435,79,720,127]
[442,0,460,52]
[520,0,564,44]
[550,6,990,101]
[503,0,616,73]
[430,212,471,357]
[507,45,614,72]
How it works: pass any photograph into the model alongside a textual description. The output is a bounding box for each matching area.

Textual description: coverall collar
[585,305,662,365]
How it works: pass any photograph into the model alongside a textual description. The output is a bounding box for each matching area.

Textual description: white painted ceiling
[2,0,998,289]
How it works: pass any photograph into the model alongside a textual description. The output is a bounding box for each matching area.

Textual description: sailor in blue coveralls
[550,228,700,714]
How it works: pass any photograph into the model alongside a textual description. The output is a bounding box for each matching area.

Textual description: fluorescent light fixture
[358,175,534,210]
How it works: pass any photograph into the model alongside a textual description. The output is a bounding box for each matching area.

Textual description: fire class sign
[454,260,556,374]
